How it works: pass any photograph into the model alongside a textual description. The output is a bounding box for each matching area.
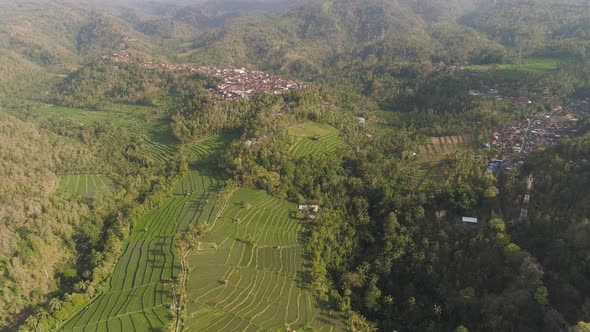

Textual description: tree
[572,322,590,332]
[455,326,469,332]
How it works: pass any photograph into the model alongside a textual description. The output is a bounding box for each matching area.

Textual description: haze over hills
[0,0,590,332]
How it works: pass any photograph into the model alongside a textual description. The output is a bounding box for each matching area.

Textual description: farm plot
[418,135,473,163]
[464,57,575,75]
[35,105,176,163]
[55,174,114,197]
[408,135,473,190]
[184,188,346,332]
[59,140,226,332]
[189,135,237,162]
[288,122,345,158]
[59,169,221,332]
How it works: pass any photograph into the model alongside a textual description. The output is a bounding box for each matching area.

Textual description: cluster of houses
[486,100,589,174]
[192,67,307,100]
[101,51,133,63]
[101,51,307,100]
[468,88,535,104]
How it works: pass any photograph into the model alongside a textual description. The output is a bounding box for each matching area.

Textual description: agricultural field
[409,135,474,190]
[58,139,225,332]
[184,188,345,332]
[34,105,176,163]
[419,135,473,163]
[288,122,345,158]
[189,134,238,162]
[54,174,114,197]
[464,57,574,75]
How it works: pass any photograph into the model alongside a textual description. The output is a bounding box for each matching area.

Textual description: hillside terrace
[102,52,307,100]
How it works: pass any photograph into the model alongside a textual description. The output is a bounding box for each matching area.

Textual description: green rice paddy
[464,57,574,75]
[55,174,114,197]
[184,188,345,332]
[57,136,341,331]
[58,139,224,332]
[288,122,345,158]
[35,105,176,163]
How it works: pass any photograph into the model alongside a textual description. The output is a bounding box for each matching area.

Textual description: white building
[462,217,478,224]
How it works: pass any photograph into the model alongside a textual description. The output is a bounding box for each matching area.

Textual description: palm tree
[49,298,62,313]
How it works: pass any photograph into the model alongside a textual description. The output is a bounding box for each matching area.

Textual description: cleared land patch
[35,105,176,163]
[185,188,345,332]
[288,122,345,158]
[409,135,473,190]
[55,174,114,197]
[464,57,575,75]
[419,134,472,163]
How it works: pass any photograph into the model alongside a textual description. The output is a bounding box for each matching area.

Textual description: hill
[461,0,590,59]
[179,0,506,109]
[181,0,503,69]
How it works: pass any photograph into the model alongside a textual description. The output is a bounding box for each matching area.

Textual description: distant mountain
[460,0,590,58]
[180,0,504,75]
[0,1,164,71]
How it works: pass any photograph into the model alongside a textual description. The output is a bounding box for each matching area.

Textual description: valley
[1,1,590,332]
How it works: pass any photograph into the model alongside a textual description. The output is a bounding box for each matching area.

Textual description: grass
[58,138,226,332]
[464,57,575,75]
[288,122,345,158]
[34,104,177,163]
[54,174,114,198]
[184,188,345,332]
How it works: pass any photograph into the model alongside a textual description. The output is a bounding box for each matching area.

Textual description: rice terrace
[35,105,177,163]
[288,122,345,158]
[185,188,345,331]
[54,174,115,197]
[4,1,590,331]
[59,138,225,332]
[56,136,344,332]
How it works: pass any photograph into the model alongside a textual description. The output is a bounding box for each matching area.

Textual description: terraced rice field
[189,134,237,162]
[288,122,345,158]
[184,188,345,332]
[55,174,114,197]
[59,139,225,332]
[419,135,473,162]
[59,168,221,332]
[35,105,176,163]
[405,135,474,191]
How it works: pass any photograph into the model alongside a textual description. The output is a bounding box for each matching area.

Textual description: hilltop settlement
[102,51,307,100]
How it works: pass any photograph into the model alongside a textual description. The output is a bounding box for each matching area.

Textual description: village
[102,51,307,100]
[485,98,590,175]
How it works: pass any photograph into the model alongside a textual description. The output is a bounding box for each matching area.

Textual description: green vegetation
[34,105,177,163]
[289,122,345,158]
[2,0,590,331]
[55,174,114,198]
[185,188,345,331]
[465,57,572,74]
[461,0,590,59]
[60,168,219,332]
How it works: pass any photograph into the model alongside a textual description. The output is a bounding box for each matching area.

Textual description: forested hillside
[0,112,95,327]
[182,0,504,71]
[1,0,590,331]
[461,0,590,59]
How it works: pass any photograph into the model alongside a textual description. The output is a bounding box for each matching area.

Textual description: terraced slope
[55,174,114,197]
[35,105,176,163]
[59,138,226,332]
[185,188,345,332]
[288,122,345,158]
